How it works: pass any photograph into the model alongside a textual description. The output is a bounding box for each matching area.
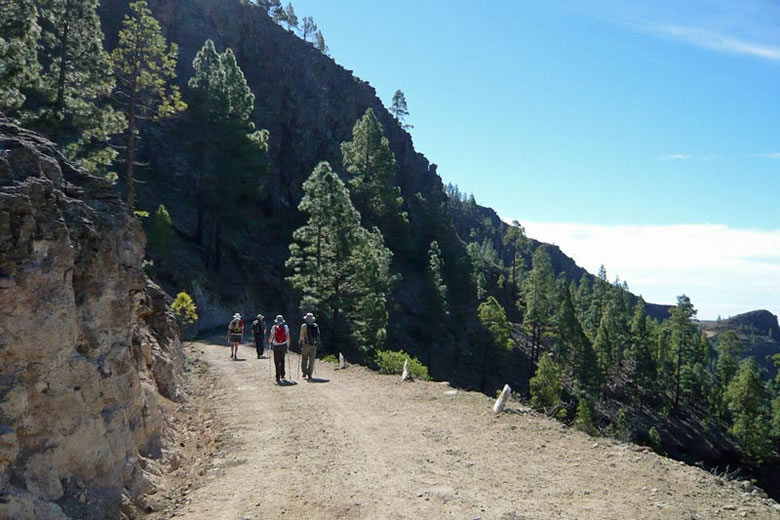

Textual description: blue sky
[288,0,780,320]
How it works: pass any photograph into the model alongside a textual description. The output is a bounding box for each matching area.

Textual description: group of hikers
[226,312,320,384]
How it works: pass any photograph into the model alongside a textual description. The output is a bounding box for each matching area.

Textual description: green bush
[147,204,173,261]
[573,398,596,435]
[530,353,562,411]
[320,354,338,364]
[375,350,430,381]
[172,291,198,325]
[648,426,666,456]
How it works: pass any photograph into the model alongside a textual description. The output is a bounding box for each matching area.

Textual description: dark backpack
[305,323,320,345]
[273,324,287,344]
[252,320,265,335]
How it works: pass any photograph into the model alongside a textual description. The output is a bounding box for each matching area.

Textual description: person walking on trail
[268,315,290,383]
[227,313,244,360]
[299,312,320,380]
[251,314,266,359]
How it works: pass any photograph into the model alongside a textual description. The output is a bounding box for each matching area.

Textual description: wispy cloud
[659,153,716,161]
[506,220,780,320]
[652,23,780,61]
[751,152,780,159]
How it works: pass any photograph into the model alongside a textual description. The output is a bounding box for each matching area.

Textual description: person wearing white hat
[227,313,244,359]
[268,315,290,382]
[299,312,320,380]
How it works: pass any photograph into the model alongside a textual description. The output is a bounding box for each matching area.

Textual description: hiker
[299,312,320,380]
[227,312,244,359]
[268,315,290,382]
[251,313,266,359]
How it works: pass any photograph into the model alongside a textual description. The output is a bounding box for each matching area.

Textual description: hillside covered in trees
[1,0,778,497]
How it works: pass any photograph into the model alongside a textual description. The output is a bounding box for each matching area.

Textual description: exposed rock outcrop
[0,116,185,519]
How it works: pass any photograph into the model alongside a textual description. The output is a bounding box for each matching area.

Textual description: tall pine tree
[0,0,40,112]
[725,358,774,461]
[286,162,394,356]
[521,246,556,361]
[111,0,185,208]
[26,0,124,175]
[341,108,404,228]
[187,40,268,268]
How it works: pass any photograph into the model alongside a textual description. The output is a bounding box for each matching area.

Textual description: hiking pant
[254,333,264,357]
[273,345,286,379]
[301,343,317,376]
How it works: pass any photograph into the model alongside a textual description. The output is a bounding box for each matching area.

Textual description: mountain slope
[701,310,780,379]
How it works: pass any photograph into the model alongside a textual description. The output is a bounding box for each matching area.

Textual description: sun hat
[304,312,315,323]
[275,314,284,323]
[256,313,264,319]
[233,313,241,319]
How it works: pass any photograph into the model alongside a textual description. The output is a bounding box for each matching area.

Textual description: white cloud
[510,221,780,320]
[659,153,717,161]
[751,152,780,159]
[651,23,780,61]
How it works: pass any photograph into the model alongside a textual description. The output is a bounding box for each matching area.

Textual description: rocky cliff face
[96,0,452,334]
[0,117,185,519]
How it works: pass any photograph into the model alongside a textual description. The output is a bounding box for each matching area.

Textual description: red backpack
[273,324,287,344]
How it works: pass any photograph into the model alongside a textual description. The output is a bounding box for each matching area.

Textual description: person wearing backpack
[251,314,266,359]
[268,315,290,382]
[227,313,244,360]
[299,312,320,380]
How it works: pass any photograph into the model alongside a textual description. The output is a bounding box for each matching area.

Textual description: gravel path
[164,339,780,520]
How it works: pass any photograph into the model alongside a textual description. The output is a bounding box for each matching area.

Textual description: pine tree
[349,226,395,351]
[574,398,596,435]
[187,40,268,268]
[502,220,527,303]
[286,162,394,355]
[147,204,173,261]
[725,358,774,461]
[521,246,556,361]
[0,0,40,112]
[271,1,287,24]
[712,330,741,419]
[427,240,448,312]
[301,16,317,42]
[111,0,185,209]
[26,0,124,176]
[314,30,328,55]
[478,296,513,351]
[530,353,563,412]
[341,108,403,223]
[585,265,609,335]
[283,2,298,32]
[668,295,699,407]
[390,89,413,130]
[340,108,408,254]
[593,308,614,397]
[648,426,665,455]
[555,287,597,394]
[629,297,656,391]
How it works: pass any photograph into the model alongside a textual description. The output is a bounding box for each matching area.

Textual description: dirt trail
[160,338,779,520]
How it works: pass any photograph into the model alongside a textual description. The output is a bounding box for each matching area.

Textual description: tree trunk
[214,217,222,271]
[54,0,72,144]
[124,84,137,208]
[123,23,142,209]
